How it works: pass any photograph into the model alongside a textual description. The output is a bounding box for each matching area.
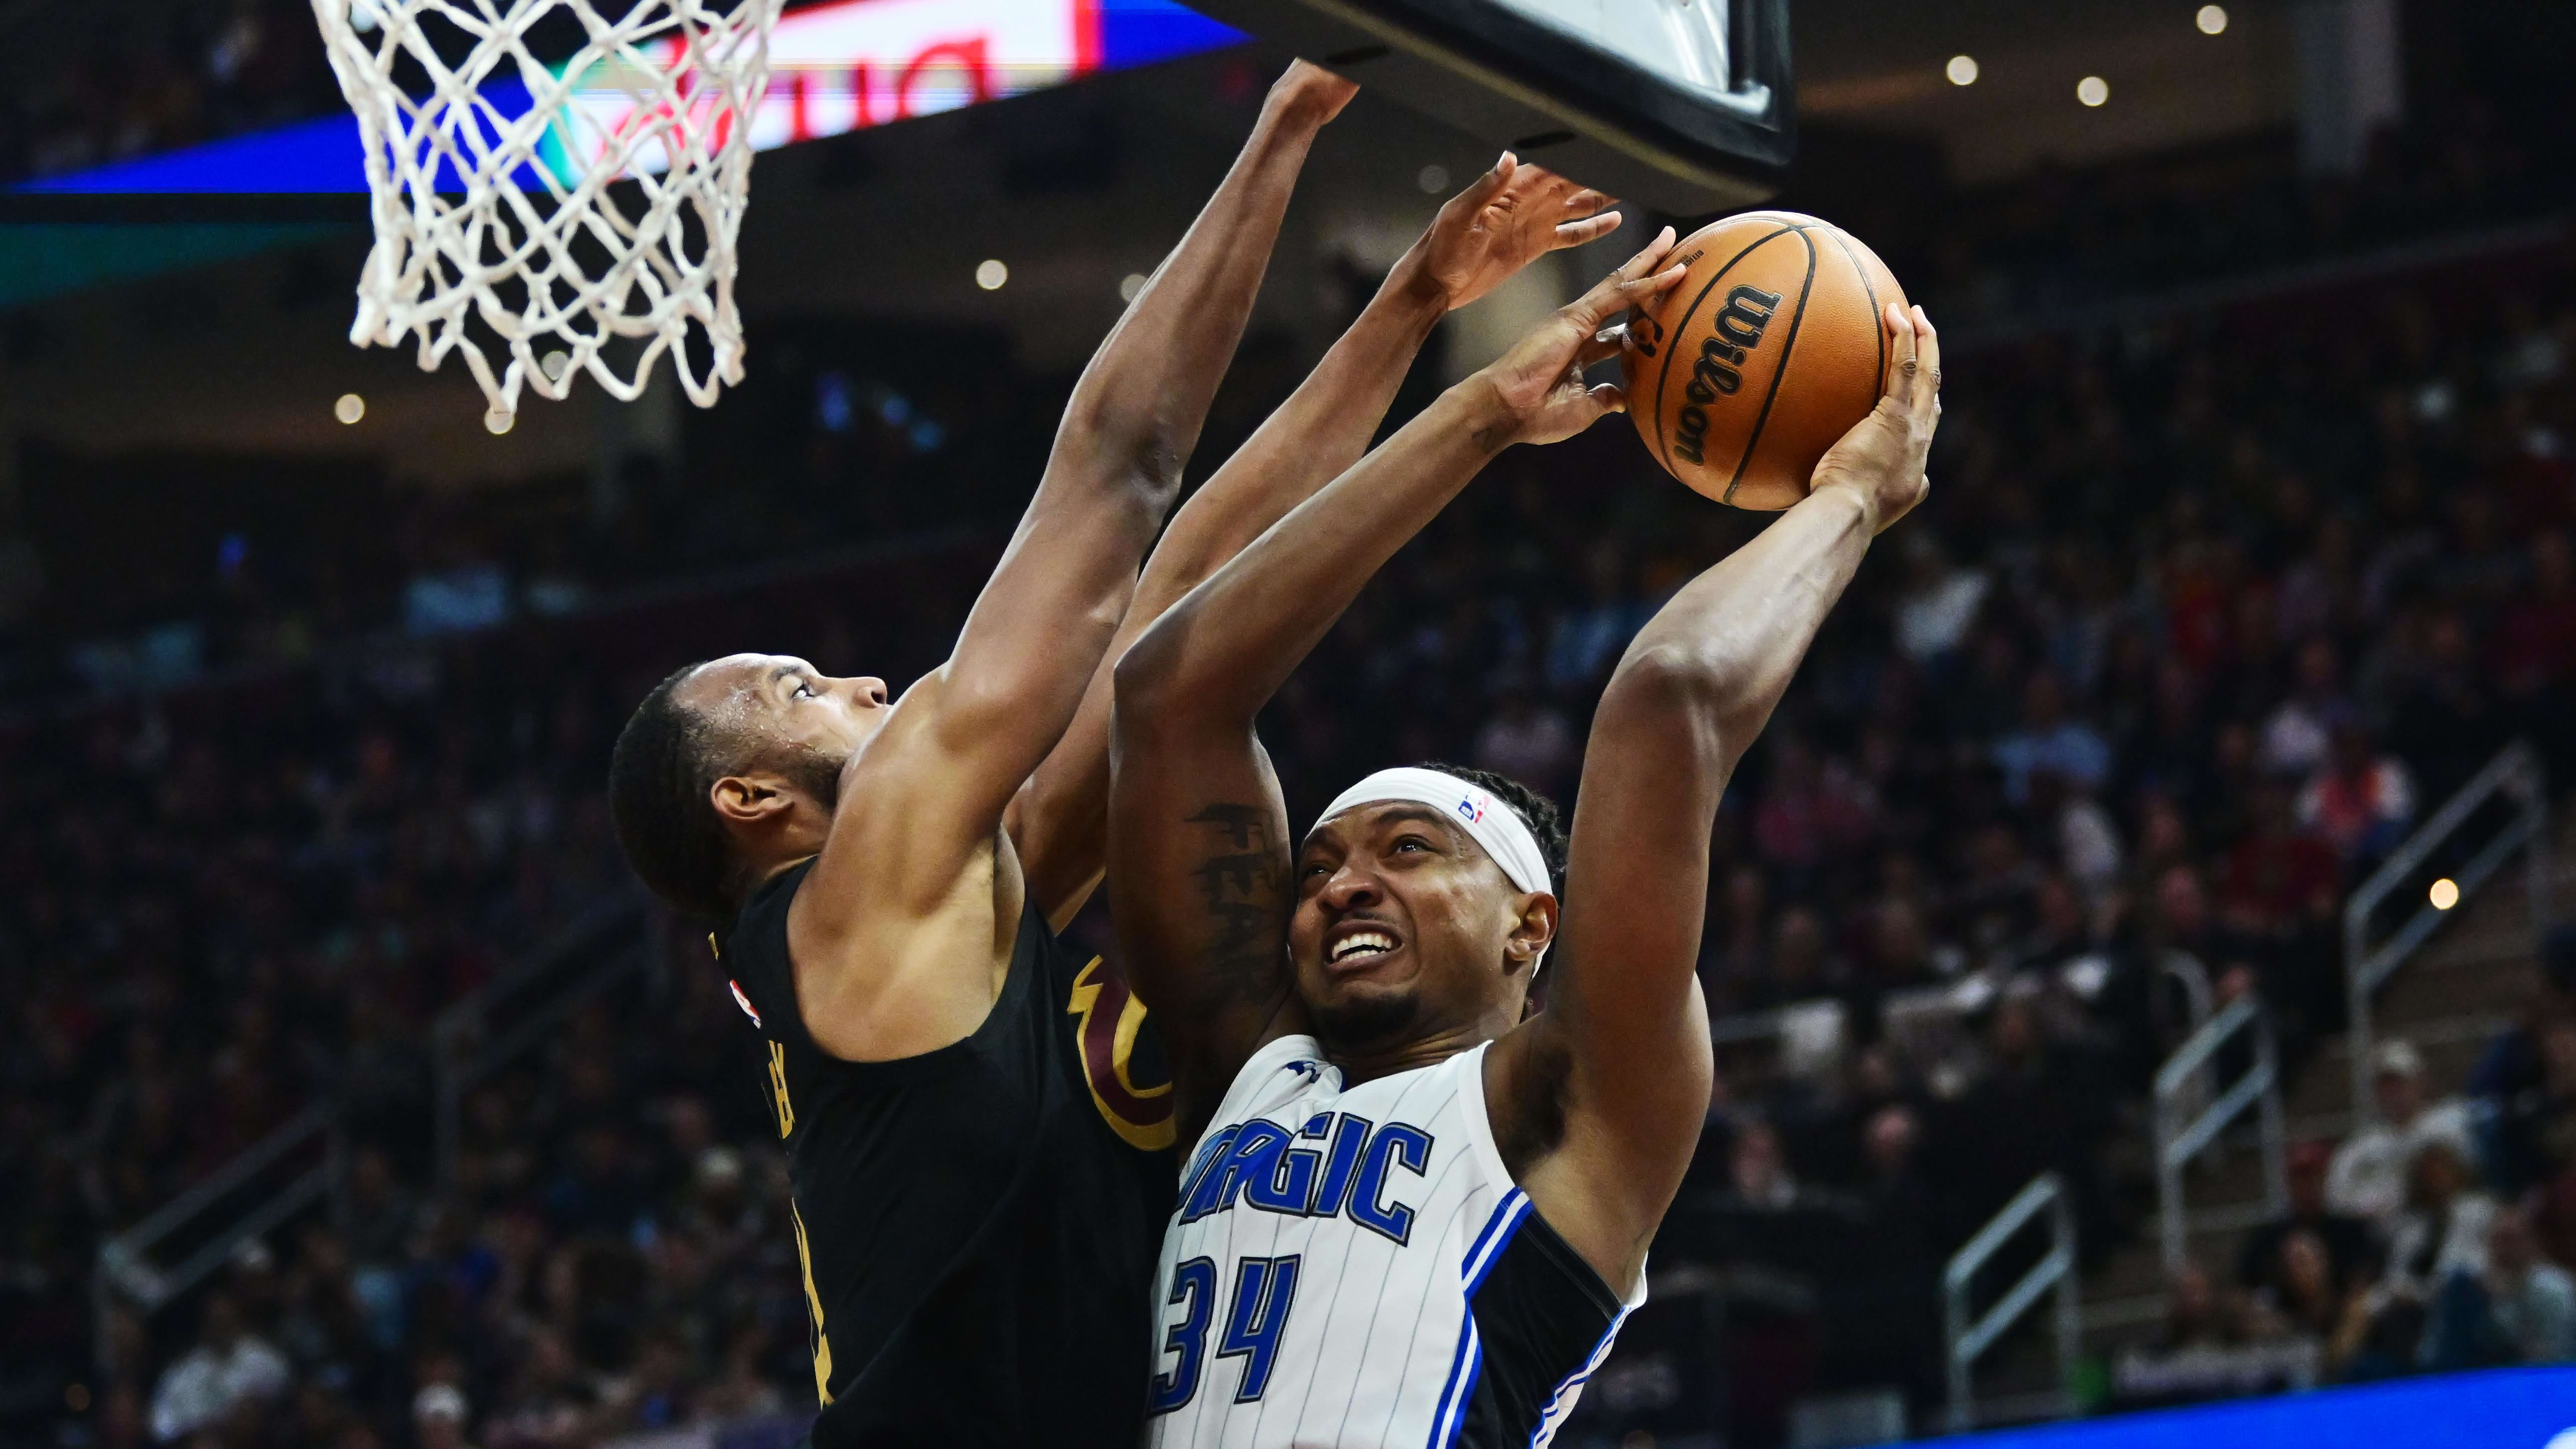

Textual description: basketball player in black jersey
[604,60,1625,1445]
[1108,235,1940,1440]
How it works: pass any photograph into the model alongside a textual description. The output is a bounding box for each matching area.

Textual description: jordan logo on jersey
[1175,1107,1433,1245]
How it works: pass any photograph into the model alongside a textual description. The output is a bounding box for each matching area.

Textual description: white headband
[1315,767,1554,899]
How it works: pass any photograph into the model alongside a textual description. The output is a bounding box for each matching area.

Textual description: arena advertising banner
[544,0,1101,180]
[14,0,1240,195]
[1936,1367,2576,1449]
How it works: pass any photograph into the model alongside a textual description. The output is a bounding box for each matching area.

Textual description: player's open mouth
[1328,928,1400,964]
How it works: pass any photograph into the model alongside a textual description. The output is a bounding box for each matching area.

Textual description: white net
[313,0,786,425]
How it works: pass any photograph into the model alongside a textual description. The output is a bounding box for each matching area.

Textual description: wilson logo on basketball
[1672,284,1782,467]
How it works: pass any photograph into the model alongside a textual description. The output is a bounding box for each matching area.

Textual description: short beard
[1310,989,1422,1057]
[738,737,844,815]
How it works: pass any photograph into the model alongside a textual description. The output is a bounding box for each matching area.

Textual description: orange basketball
[1621,212,1907,511]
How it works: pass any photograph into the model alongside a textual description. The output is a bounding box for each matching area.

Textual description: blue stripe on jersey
[1525,1299,1636,1448]
[1428,1190,1534,1448]
[1460,1191,1531,1295]
[1427,1316,1482,1449]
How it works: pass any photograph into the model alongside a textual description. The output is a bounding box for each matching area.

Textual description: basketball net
[313,0,785,429]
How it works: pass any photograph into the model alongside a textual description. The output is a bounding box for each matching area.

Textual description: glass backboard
[1180,0,1791,213]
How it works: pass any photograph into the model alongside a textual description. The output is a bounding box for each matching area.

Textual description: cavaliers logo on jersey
[1067,957,1175,1151]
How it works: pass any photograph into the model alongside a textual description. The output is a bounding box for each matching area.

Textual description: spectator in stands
[2493,1015,2576,1199]
[2158,1261,2239,1352]
[2378,1140,2498,1307]
[2258,639,2349,779]
[2328,1040,2476,1226]
[2031,770,2124,901]
[1891,532,1989,666]
[1940,997,2116,1251]
[1753,737,1878,880]
[1722,1118,1806,1214]
[413,1383,477,1449]
[1470,675,1578,804]
[2298,720,2417,865]
[2421,1203,2576,1369]
[1993,672,2111,806]
[2471,925,2576,1108]
[2245,1229,2356,1346]
[2239,1141,2380,1302]
[148,1291,291,1442]
[2216,780,2343,1058]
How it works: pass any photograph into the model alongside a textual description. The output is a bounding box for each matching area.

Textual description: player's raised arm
[1503,303,1939,1284]
[1110,234,1684,1141]
[1012,157,1624,929]
[791,65,1349,943]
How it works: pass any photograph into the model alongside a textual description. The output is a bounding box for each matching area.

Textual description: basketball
[1621,212,1908,511]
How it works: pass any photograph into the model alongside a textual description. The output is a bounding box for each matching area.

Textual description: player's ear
[1504,890,1558,973]
[708,773,795,829]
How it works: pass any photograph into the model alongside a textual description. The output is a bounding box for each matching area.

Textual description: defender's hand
[1265,60,1359,128]
[1469,228,1684,449]
[1809,303,1939,533]
[1401,153,1622,313]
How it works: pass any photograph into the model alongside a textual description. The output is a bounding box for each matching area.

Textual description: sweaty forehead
[676,654,810,724]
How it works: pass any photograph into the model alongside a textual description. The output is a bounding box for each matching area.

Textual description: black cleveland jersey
[720,858,1177,1446]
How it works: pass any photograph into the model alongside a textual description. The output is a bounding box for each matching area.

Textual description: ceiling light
[2196,5,2228,36]
[484,408,514,436]
[334,393,365,425]
[1946,55,1979,87]
[1416,164,1449,194]
[975,259,1008,291]
[2429,877,2458,910]
[2077,75,2110,107]
[1120,273,1149,303]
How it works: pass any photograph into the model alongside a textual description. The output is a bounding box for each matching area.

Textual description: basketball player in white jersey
[1107,230,1941,1445]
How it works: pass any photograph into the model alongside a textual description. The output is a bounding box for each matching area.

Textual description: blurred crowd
[2115,981,2576,1414]
[7,39,2576,1448]
[1,541,991,1446]
[1278,228,2575,1437]
[0,2,332,184]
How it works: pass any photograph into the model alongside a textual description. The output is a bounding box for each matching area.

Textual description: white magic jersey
[1147,1036,1645,1448]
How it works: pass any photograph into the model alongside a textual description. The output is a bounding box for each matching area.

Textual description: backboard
[1180,0,1792,214]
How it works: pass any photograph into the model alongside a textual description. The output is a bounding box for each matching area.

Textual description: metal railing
[1943,1172,2079,1433]
[2152,996,2287,1279]
[2345,741,2551,1125]
[87,892,652,1374]
[431,892,651,1191]
[92,1105,344,1370]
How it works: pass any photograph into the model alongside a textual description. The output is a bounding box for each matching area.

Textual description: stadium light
[334,393,365,424]
[2077,75,2110,107]
[976,259,1009,291]
[2429,877,2459,910]
[1946,55,1978,87]
[2197,6,2229,36]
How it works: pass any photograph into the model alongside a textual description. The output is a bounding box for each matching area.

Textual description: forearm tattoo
[1185,802,1287,984]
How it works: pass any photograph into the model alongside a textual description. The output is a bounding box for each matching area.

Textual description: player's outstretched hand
[1265,59,1359,128]
[1809,303,1939,533]
[1405,153,1621,313]
[1470,228,1686,450]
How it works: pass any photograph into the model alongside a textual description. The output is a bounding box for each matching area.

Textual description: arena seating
[6,99,2575,1449]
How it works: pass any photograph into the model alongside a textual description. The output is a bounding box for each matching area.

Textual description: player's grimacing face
[1289,804,1534,1051]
